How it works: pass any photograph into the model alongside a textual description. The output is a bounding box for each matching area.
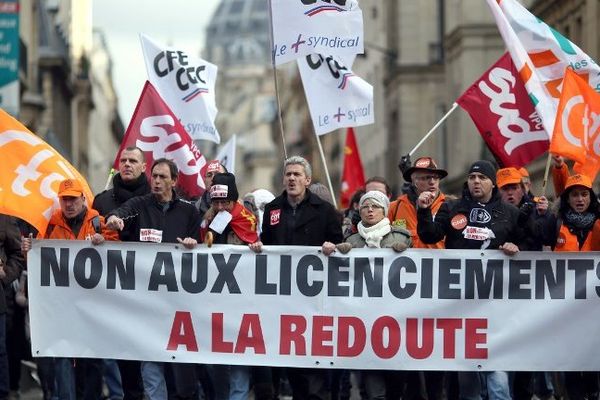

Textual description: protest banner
[28,241,600,370]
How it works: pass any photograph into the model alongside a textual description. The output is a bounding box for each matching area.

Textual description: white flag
[270,0,364,66]
[140,34,221,143]
[486,0,600,137]
[216,134,236,174]
[298,54,374,135]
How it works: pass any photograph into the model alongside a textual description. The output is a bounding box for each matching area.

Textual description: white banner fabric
[298,54,374,135]
[28,240,600,371]
[140,34,220,143]
[270,0,364,66]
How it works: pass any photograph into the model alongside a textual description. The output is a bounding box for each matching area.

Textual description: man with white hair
[250,155,343,400]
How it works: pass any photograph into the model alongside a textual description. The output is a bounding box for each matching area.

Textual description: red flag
[340,128,365,208]
[115,82,207,199]
[456,52,549,168]
[550,68,600,180]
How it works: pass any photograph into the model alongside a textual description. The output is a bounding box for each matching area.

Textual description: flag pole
[408,102,459,156]
[316,135,337,208]
[540,152,553,197]
[267,0,288,160]
[104,168,116,191]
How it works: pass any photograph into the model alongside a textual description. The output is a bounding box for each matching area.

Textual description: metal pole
[316,135,337,208]
[267,0,288,160]
[408,102,459,156]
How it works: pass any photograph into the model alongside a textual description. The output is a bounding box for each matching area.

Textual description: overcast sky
[92,0,220,125]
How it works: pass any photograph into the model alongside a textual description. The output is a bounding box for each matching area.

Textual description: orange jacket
[551,163,570,197]
[554,219,600,252]
[42,208,118,242]
[388,192,446,249]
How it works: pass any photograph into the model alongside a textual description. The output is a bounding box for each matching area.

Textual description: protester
[0,215,24,400]
[342,188,365,239]
[242,189,275,236]
[389,156,448,248]
[92,145,149,400]
[196,159,227,219]
[22,178,118,400]
[250,155,343,400]
[327,190,411,400]
[417,160,523,400]
[388,156,448,399]
[106,158,200,400]
[364,176,392,199]
[204,173,272,400]
[536,173,600,400]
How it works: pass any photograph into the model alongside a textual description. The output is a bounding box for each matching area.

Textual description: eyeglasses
[360,204,384,211]
[414,175,440,182]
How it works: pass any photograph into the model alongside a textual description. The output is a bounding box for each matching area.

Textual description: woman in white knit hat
[323,190,412,253]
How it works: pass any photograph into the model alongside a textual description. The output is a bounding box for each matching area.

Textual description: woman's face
[360,201,385,226]
[568,187,591,213]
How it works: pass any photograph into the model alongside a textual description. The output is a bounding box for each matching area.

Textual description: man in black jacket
[94,146,150,241]
[93,146,149,400]
[0,214,24,400]
[417,160,521,400]
[106,158,200,400]
[250,156,342,400]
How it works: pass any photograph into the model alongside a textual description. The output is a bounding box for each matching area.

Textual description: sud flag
[340,127,365,209]
[115,81,207,199]
[270,0,364,66]
[297,53,374,135]
[140,34,220,143]
[456,52,549,168]
[550,68,600,180]
[486,0,600,137]
[0,108,94,235]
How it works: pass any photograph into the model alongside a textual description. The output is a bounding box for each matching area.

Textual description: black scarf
[112,173,150,204]
[564,209,596,231]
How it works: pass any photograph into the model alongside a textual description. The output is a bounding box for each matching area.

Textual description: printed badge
[270,209,281,225]
[140,228,163,243]
[451,214,467,230]
[469,208,491,224]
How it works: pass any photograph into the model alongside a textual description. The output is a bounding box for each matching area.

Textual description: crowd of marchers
[1,146,599,400]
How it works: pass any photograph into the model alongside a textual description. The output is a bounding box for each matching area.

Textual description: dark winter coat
[108,192,200,243]
[417,185,523,250]
[261,190,343,246]
[0,215,24,314]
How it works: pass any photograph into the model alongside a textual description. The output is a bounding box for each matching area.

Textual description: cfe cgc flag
[298,54,373,135]
[486,0,600,137]
[140,34,220,143]
[456,52,549,168]
[270,0,364,66]
[0,108,93,236]
[550,69,600,180]
[116,82,207,200]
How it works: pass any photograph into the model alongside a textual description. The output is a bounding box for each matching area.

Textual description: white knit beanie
[359,190,390,215]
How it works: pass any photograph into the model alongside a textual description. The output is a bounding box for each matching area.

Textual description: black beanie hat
[210,173,239,201]
[468,160,497,185]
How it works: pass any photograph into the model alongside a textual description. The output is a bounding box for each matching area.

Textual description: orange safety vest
[388,192,446,249]
[43,208,118,241]
[554,219,600,252]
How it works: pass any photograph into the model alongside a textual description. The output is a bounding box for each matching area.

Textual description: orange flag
[340,128,365,208]
[0,109,93,235]
[550,69,600,180]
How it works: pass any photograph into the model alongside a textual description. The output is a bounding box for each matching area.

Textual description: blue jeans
[54,358,76,400]
[141,362,166,400]
[459,371,511,400]
[230,365,250,400]
[103,360,124,400]
[0,314,8,400]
